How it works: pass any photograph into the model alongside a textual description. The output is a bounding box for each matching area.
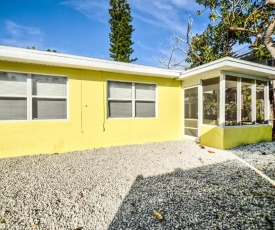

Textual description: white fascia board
[0,45,181,79]
[179,57,275,80]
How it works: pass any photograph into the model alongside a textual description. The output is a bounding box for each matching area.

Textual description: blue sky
[0,0,216,67]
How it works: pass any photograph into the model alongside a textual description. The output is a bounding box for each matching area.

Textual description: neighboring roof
[0,45,181,79]
[179,57,275,80]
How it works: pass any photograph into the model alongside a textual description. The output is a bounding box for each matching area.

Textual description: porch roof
[179,57,275,81]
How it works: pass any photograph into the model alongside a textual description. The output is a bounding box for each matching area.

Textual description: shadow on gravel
[109,159,275,229]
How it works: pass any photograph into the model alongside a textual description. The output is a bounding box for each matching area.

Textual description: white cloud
[130,0,199,34]
[61,0,109,23]
[1,21,44,48]
[61,0,200,34]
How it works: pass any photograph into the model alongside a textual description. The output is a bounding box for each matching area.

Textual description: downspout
[102,71,106,132]
[81,69,84,133]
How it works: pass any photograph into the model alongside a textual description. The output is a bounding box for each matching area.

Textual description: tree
[189,0,275,66]
[108,0,137,62]
[162,0,275,69]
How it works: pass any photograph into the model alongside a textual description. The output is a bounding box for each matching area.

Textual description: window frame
[107,80,157,119]
[0,71,68,122]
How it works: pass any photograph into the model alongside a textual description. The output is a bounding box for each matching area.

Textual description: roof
[179,57,275,80]
[0,45,181,79]
[0,45,275,81]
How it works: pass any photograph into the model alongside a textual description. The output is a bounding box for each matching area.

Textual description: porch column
[219,73,225,126]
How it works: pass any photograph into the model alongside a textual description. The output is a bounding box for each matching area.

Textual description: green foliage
[27,46,36,50]
[185,23,242,68]
[108,0,137,63]
[46,49,57,53]
[186,0,275,68]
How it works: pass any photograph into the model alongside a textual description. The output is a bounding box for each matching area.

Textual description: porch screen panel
[256,81,266,124]
[184,128,198,137]
[184,87,198,137]
[0,72,27,120]
[202,77,219,125]
[225,76,238,126]
[241,79,253,125]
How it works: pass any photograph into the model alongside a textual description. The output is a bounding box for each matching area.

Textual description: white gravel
[0,140,274,229]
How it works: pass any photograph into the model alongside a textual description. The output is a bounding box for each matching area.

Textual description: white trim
[0,45,181,79]
[219,73,225,126]
[237,78,242,125]
[198,83,203,142]
[0,68,67,77]
[132,83,135,118]
[180,57,275,80]
[183,135,198,142]
[251,80,256,124]
[27,74,32,120]
[221,70,268,81]
[264,82,269,123]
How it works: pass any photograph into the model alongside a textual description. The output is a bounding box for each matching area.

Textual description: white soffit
[179,57,275,80]
[0,45,181,79]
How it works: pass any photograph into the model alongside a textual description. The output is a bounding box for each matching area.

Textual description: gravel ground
[230,141,275,181]
[0,140,274,230]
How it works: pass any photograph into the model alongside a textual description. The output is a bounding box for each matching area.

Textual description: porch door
[184,87,198,138]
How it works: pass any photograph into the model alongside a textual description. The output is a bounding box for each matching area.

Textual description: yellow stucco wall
[200,125,272,149]
[0,62,182,158]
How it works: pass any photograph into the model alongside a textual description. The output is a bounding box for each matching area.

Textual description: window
[0,71,67,121]
[108,81,156,118]
[202,77,219,125]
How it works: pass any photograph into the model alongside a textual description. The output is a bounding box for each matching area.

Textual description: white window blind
[108,81,132,99]
[32,99,67,119]
[135,84,155,100]
[109,101,132,118]
[108,81,156,118]
[0,72,27,96]
[0,98,27,120]
[32,75,67,97]
[135,101,155,117]
[0,72,27,120]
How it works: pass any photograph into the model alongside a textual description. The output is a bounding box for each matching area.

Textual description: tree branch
[229,26,257,34]
[264,17,275,58]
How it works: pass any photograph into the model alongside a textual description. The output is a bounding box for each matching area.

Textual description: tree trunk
[264,18,275,139]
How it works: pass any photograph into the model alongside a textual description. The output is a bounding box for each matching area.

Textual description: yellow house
[0,45,275,158]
